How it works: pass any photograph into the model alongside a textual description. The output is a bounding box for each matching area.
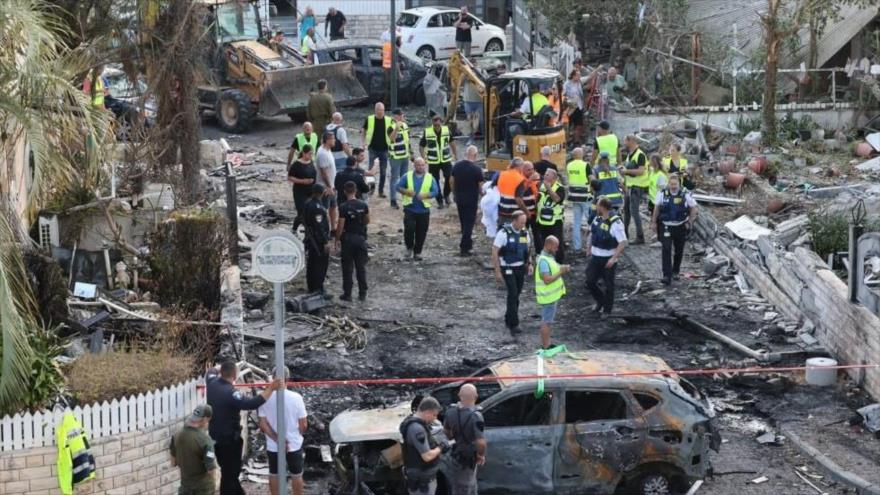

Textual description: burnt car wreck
[330,351,721,495]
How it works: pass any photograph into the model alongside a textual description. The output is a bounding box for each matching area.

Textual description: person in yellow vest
[591,120,621,166]
[536,169,567,263]
[516,83,553,125]
[419,115,457,208]
[362,102,393,198]
[565,147,592,252]
[287,122,318,166]
[387,108,411,209]
[170,405,217,495]
[82,68,109,109]
[535,235,570,349]
[301,27,317,65]
[397,157,439,261]
[662,143,694,189]
[619,135,649,244]
[57,410,96,495]
[646,154,668,216]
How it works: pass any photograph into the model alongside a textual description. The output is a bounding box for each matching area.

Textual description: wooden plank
[11,414,22,450]
[101,401,111,437]
[241,322,319,344]
[110,399,120,435]
[145,392,155,428]
[22,412,33,449]
[1,415,13,451]
[137,394,146,430]
[32,411,44,448]
[90,404,101,440]
[127,396,137,433]
[161,387,170,424]
[81,406,92,439]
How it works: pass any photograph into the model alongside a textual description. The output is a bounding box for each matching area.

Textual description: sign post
[252,232,304,495]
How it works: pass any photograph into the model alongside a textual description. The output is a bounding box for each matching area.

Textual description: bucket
[805,357,838,386]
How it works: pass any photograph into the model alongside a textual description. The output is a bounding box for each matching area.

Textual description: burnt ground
[203,109,878,495]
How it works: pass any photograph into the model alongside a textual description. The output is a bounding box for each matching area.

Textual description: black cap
[598,120,610,130]
[312,184,325,195]
[392,108,403,116]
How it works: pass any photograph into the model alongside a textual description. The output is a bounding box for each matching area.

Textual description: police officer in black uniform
[303,184,332,294]
[443,384,486,495]
[206,361,281,495]
[651,173,698,285]
[491,210,532,336]
[400,397,451,495]
[335,181,370,302]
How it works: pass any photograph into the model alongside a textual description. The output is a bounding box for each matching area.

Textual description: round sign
[252,231,305,283]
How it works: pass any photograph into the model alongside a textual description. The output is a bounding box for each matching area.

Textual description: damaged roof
[490,351,674,388]
[687,0,879,69]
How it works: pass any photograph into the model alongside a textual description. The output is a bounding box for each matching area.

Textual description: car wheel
[416,45,435,61]
[485,38,504,53]
[215,89,254,133]
[633,472,673,495]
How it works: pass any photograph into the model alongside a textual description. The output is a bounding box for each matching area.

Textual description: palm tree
[0,0,109,414]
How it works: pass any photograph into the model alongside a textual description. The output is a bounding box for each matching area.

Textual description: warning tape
[196,363,880,389]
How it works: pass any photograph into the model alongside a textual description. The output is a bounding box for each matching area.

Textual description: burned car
[330,351,720,495]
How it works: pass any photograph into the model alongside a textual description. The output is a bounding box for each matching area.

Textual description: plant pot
[718,158,736,175]
[856,142,874,158]
[767,198,785,214]
[747,158,767,175]
[725,172,746,189]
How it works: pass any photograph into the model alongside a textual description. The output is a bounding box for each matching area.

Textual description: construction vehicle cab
[197,0,367,133]
[444,52,566,172]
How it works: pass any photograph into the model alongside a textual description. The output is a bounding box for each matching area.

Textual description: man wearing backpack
[443,384,487,495]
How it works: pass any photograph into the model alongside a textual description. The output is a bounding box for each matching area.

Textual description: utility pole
[390,0,398,109]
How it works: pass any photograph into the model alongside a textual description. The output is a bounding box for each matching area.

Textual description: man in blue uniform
[206,361,281,495]
[585,197,628,318]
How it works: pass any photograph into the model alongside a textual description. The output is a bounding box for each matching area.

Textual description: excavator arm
[445,51,487,124]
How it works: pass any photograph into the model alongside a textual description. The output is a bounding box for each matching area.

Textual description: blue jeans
[388,157,409,204]
[370,149,389,195]
[570,202,590,250]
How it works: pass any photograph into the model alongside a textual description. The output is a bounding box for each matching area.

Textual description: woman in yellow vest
[662,144,694,189]
[647,154,668,216]
[535,235,570,349]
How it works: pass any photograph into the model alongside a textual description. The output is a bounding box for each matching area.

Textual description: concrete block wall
[695,213,880,399]
[0,421,181,495]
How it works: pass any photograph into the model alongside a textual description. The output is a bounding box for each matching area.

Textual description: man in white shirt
[258,367,308,495]
[325,112,351,172]
[585,197,628,317]
[316,132,339,230]
[651,173,698,285]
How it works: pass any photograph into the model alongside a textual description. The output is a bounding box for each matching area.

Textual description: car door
[421,13,447,60]
[555,389,647,494]
[363,46,388,99]
[468,14,486,54]
[476,389,562,494]
[439,12,461,58]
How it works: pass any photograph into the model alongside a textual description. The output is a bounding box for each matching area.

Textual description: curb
[780,424,880,495]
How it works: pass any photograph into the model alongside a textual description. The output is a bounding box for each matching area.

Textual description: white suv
[395,7,506,61]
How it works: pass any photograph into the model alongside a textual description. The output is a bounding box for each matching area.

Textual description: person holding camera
[400,397,451,495]
[443,384,487,495]
[454,6,473,57]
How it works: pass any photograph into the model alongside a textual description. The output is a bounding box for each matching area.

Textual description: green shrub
[808,211,880,260]
[66,350,194,405]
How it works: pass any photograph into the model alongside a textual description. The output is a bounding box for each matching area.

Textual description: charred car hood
[330,402,411,443]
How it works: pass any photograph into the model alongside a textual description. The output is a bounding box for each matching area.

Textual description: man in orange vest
[383,36,403,103]
[495,158,529,226]
[521,161,541,250]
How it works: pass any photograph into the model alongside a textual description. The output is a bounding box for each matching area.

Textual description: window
[216,3,260,41]
[331,48,360,63]
[366,47,383,67]
[442,12,460,27]
[468,14,482,27]
[565,391,629,423]
[427,14,442,28]
[483,392,553,428]
[397,13,421,27]
[634,393,660,412]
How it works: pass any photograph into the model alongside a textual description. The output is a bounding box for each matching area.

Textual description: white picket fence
[0,379,200,452]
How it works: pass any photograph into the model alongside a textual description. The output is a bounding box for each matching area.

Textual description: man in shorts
[535,235,570,349]
[258,366,308,495]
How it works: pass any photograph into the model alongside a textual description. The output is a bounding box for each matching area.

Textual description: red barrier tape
[195,363,880,389]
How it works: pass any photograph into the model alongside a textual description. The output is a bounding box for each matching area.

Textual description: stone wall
[0,420,182,495]
[695,211,880,398]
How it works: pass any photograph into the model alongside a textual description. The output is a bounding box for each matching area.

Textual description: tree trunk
[761,0,782,144]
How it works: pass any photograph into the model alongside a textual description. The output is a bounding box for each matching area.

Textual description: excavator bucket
[260,61,368,117]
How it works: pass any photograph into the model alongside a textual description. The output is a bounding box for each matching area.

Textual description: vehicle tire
[215,89,254,133]
[485,38,504,53]
[416,45,436,61]
[631,472,674,495]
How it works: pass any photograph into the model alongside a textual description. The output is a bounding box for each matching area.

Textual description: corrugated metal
[687,0,879,69]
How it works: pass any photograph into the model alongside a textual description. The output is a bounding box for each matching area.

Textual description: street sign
[250,230,304,495]
[252,231,304,283]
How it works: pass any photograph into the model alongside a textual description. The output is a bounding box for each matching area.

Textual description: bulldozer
[445,52,566,172]
[194,0,367,133]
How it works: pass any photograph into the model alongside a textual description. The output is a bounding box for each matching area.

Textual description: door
[439,12,461,58]
[468,14,486,54]
[477,390,561,494]
[555,390,646,493]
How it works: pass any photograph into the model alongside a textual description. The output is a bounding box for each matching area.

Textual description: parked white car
[395,7,506,61]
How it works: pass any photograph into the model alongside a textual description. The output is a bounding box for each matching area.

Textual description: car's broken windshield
[216,3,259,41]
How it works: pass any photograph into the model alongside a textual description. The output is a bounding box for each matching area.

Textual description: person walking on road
[398,158,439,261]
[651,174,698,285]
[420,115,457,209]
[400,397,450,495]
[303,184,332,294]
[363,103,393,198]
[585,197,627,318]
[336,181,370,301]
[443,384,487,495]
[620,134,649,244]
[535,169,566,263]
[566,147,592,253]
[536,235,570,349]
[288,144,317,233]
[387,108,412,209]
[492,210,532,336]
[451,145,484,256]
[206,362,281,495]
[307,80,335,137]
[495,158,529,226]
[258,366,308,495]
[170,405,216,495]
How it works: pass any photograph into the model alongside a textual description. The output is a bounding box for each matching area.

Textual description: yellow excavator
[176,0,367,133]
[445,52,566,172]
